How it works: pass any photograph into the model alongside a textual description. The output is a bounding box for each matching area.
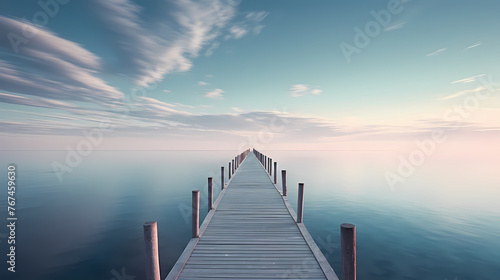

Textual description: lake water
[0,150,499,280]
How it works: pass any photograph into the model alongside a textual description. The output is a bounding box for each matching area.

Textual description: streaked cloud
[451,74,485,84]
[198,81,209,86]
[205,41,220,56]
[204,89,225,99]
[438,86,487,101]
[289,84,323,97]
[384,21,406,32]
[0,17,123,104]
[224,11,269,40]
[2,107,498,144]
[466,41,482,49]
[95,0,238,87]
[94,0,268,86]
[426,48,447,56]
[0,92,77,110]
[228,26,248,39]
[174,102,195,109]
[0,17,100,68]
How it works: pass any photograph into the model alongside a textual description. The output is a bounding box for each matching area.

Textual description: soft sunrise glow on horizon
[0,0,499,151]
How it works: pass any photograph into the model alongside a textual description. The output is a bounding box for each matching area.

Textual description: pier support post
[297,183,304,223]
[232,159,235,174]
[208,177,213,212]
[143,221,161,280]
[221,166,225,190]
[229,162,231,180]
[281,170,287,196]
[273,162,277,184]
[192,190,200,238]
[341,223,356,280]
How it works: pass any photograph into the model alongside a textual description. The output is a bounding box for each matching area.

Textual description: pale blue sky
[0,0,499,150]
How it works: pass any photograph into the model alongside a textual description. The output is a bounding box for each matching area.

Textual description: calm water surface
[0,150,499,280]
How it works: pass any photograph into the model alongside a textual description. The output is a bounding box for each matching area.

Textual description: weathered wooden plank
[180,268,325,274]
[185,259,318,264]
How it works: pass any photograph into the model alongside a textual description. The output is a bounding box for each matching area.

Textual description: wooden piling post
[281,170,287,196]
[232,159,235,174]
[192,190,199,238]
[208,177,213,212]
[297,183,304,223]
[221,166,225,190]
[269,158,272,175]
[228,162,231,180]
[143,221,161,280]
[274,162,277,183]
[341,223,356,280]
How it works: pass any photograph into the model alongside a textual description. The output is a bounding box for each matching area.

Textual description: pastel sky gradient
[0,0,499,150]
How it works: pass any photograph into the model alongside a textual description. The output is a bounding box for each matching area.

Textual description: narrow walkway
[168,152,338,280]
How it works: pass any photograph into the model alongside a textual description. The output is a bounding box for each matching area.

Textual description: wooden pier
[143,149,356,280]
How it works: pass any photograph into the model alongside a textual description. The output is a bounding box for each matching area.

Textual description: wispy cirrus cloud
[228,26,248,39]
[205,41,220,56]
[426,48,447,56]
[289,84,323,97]
[2,107,499,143]
[466,41,482,49]
[438,86,487,101]
[0,17,100,68]
[94,0,268,86]
[204,88,225,99]
[451,74,485,84]
[94,0,237,87]
[0,16,123,104]
[224,11,269,40]
[0,92,77,110]
[384,21,407,32]
[0,1,269,137]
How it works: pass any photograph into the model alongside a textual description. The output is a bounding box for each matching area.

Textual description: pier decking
[163,151,340,280]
